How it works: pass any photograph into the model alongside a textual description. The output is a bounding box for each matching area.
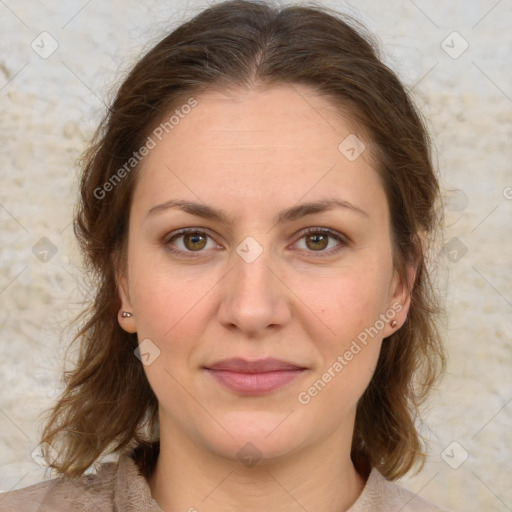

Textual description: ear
[381,262,417,338]
[113,251,137,334]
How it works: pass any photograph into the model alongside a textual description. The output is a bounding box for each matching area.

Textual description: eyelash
[163,227,348,258]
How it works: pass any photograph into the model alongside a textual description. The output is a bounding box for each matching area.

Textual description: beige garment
[0,452,449,512]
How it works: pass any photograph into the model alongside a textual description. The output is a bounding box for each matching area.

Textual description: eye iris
[184,233,207,251]
[306,233,328,251]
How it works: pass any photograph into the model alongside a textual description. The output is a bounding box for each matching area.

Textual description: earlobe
[115,264,137,334]
[118,309,137,333]
[383,264,416,338]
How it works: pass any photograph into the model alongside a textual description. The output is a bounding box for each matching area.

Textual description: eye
[293,227,347,256]
[164,228,219,256]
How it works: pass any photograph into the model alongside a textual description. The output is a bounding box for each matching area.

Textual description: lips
[205,357,305,373]
[204,357,307,395]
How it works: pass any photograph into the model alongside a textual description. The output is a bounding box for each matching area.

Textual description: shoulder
[0,460,118,512]
[350,467,452,512]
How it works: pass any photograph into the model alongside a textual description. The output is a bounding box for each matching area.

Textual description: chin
[202,411,308,465]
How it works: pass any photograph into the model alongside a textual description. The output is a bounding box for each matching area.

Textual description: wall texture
[0,1,511,511]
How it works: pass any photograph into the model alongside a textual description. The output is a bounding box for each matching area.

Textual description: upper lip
[204,357,306,373]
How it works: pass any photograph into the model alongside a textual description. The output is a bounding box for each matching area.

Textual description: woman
[0,0,448,510]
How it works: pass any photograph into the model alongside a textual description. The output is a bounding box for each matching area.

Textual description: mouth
[203,357,308,395]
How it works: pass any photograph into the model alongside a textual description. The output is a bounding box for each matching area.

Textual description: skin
[117,83,413,512]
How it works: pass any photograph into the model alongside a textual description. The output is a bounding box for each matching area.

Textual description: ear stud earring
[390,320,398,328]
[121,311,133,318]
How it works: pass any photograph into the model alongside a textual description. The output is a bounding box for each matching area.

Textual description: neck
[148,423,367,512]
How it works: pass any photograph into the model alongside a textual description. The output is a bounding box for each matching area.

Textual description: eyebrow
[146,197,369,225]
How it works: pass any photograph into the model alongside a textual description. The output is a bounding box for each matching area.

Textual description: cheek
[128,266,217,400]
[302,256,392,392]
[306,260,393,342]
[299,275,387,415]
[131,272,212,338]
[127,248,223,359]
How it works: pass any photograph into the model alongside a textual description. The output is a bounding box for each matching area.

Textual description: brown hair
[40,0,445,480]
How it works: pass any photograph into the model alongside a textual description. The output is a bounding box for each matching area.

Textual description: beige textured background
[1,1,511,510]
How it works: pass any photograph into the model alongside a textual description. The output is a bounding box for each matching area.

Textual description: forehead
[131,84,387,224]
[161,84,361,152]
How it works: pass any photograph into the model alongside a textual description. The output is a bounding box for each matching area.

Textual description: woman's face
[118,84,410,463]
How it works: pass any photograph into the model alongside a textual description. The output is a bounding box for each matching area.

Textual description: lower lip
[205,369,306,395]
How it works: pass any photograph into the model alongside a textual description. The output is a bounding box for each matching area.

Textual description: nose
[217,244,291,338]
